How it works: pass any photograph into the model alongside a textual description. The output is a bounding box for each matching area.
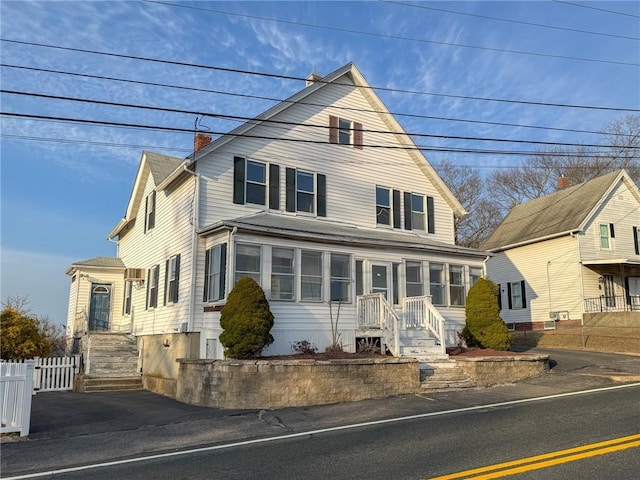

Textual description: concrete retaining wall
[582,312,639,328]
[175,357,420,409]
[455,355,550,387]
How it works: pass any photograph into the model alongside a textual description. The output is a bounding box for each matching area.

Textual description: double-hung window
[600,223,614,249]
[271,248,295,300]
[338,118,353,145]
[301,250,323,302]
[146,264,159,309]
[296,171,315,214]
[330,253,351,302]
[144,191,156,233]
[123,281,132,315]
[376,186,391,226]
[405,261,423,297]
[164,254,180,305]
[449,265,465,306]
[508,281,526,309]
[429,263,445,306]
[634,226,640,255]
[204,243,227,302]
[246,160,267,206]
[411,194,425,231]
[235,244,261,284]
[329,115,363,149]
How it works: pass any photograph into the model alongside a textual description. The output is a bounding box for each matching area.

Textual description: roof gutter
[487,229,579,253]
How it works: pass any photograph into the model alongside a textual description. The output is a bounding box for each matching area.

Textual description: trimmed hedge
[463,278,512,351]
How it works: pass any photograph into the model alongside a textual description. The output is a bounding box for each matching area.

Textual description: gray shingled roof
[482,170,623,251]
[144,151,183,185]
[70,257,125,269]
[201,212,486,258]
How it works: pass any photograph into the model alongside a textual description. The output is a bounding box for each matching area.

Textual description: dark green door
[89,283,111,331]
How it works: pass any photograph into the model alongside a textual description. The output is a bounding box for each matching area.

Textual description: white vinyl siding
[196,76,456,244]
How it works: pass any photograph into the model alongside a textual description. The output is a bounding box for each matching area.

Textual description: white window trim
[295,170,316,215]
[271,247,295,301]
[510,281,524,309]
[338,118,354,145]
[599,223,611,250]
[449,264,466,307]
[234,243,262,285]
[411,193,426,231]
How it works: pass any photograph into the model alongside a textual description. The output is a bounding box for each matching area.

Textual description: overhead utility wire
[553,0,640,19]
[383,0,640,40]
[4,89,634,150]
[2,63,629,138]
[1,112,627,159]
[0,133,190,152]
[142,0,638,67]
[2,39,638,112]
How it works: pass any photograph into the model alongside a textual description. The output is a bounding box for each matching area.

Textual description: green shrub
[219,277,274,358]
[464,278,512,351]
[1,306,52,360]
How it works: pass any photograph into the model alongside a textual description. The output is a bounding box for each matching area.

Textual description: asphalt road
[2,348,639,479]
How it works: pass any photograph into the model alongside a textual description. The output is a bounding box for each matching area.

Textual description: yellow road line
[428,433,640,480]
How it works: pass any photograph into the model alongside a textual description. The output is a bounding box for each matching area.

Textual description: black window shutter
[521,280,527,308]
[610,223,615,238]
[329,115,338,144]
[354,122,363,150]
[153,266,160,308]
[173,254,181,303]
[634,227,639,255]
[403,192,412,230]
[317,174,327,217]
[145,269,150,310]
[497,284,502,310]
[149,192,156,230]
[203,248,211,302]
[164,260,169,305]
[393,190,401,229]
[233,156,245,204]
[507,283,513,309]
[285,168,296,212]
[144,196,148,233]
[220,243,227,300]
[427,196,435,234]
[269,164,280,210]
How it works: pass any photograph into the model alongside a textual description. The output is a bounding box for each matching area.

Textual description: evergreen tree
[463,278,511,351]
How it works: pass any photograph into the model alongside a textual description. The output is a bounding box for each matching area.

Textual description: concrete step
[76,375,143,393]
[400,337,436,348]
[399,345,442,356]
[419,360,475,391]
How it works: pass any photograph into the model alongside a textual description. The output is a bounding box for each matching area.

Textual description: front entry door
[628,277,640,310]
[603,274,615,308]
[89,283,111,331]
[371,263,389,300]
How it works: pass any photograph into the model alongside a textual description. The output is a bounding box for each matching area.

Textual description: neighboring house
[65,63,487,392]
[483,170,640,330]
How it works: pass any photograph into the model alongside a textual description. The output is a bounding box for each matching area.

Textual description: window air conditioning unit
[124,268,145,281]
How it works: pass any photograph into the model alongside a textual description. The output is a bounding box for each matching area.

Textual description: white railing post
[438,317,446,354]
[21,360,35,436]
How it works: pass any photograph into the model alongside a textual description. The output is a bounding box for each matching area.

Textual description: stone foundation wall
[455,355,550,387]
[176,358,420,409]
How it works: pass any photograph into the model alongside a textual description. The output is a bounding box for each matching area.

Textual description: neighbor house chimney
[305,71,323,87]
[557,175,570,190]
[194,132,212,152]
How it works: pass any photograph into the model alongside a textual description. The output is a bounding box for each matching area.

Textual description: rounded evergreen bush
[464,277,512,351]
[219,277,274,358]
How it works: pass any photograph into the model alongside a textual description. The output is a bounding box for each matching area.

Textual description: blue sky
[1,0,639,326]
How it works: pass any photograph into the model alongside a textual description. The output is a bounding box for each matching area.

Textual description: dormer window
[329,115,363,149]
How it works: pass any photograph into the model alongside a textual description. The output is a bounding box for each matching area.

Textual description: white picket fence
[33,356,80,392]
[1,360,35,436]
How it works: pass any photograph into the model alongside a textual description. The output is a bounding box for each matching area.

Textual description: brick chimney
[305,71,323,87]
[194,132,212,152]
[557,175,570,190]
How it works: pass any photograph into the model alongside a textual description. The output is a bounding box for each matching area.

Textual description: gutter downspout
[572,232,586,347]
[182,164,199,337]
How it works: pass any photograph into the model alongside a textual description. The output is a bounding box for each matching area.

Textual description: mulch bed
[446,347,529,357]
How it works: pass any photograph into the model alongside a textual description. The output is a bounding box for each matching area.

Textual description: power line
[553,0,640,19]
[1,39,638,111]
[4,89,636,150]
[0,133,190,152]
[383,0,640,41]
[3,63,631,137]
[142,0,639,67]
[2,112,630,159]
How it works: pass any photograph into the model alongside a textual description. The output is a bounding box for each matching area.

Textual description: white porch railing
[357,294,447,356]
[402,296,446,355]
[1,360,35,436]
[357,293,400,356]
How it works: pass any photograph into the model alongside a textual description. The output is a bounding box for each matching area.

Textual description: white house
[483,170,640,330]
[66,63,487,393]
